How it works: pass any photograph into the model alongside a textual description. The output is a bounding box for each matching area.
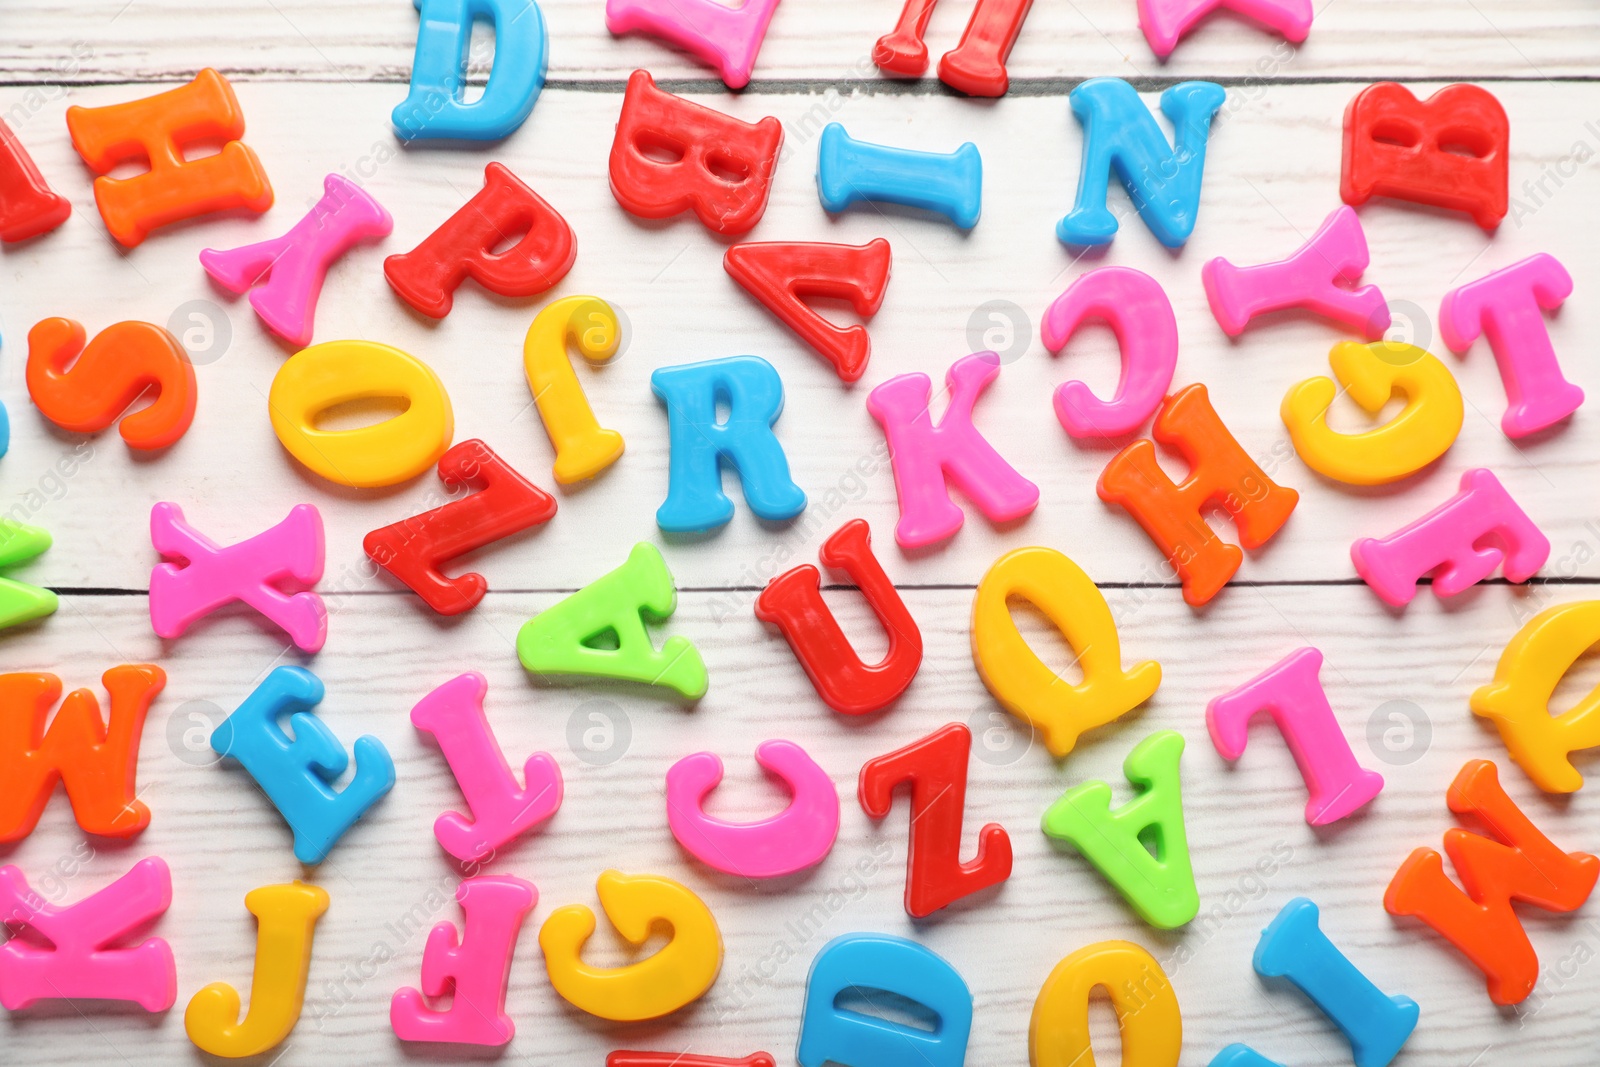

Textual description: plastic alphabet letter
[385,163,575,319]
[859,722,1013,917]
[1029,940,1181,1067]
[200,174,393,348]
[65,69,272,247]
[150,502,327,652]
[1440,254,1581,438]
[723,239,892,383]
[1281,341,1463,485]
[539,870,722,1021]
[0,521,58,632]
[0,119,70,241]
[1352,468,1548,607]
[0,665,165,842]
[1255,898,1418,1067]
[393,0,547,141]
[667,740,839,878]
[1341,82,1508,230]
[755,519,922,716]
[798,933,971,1067]
[364,440,557,616]
[516,543,708,699]
[1042,265,1177,438]
[610,1056,775,1067]
[0,857,175,1011]
[606,0,780,89]
[1207,648,1384,825]
[1137,0,1311,58]
[27,317,196,450]
[1099,384,1298,606]
[391,876,536,1045]
[1201,206,1389,338]
[1210,1048,1286,1067]
[884,0,1035,96]
[1058,78,1226,248]
[610,70,782,236]
[185,881,328,1058]
[652,355,807,533]
[972,546,1159,758]
[523,295,625,484]
[869,351,1038,549]
[410,673,563,863]
[816,124,983,229]
[210,666,396,865]
[1041,731,1197,929]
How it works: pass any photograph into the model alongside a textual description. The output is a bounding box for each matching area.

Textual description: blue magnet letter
[393,0,548,142]
[797,933,972,1067]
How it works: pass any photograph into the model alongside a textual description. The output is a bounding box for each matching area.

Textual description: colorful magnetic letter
[516,542,708,699]
[0,857,174,1011]
[723,239,892,383]
[393,0,547,141]
[1255,898,1418,1067]
[1385,760,1599,1004]
[150,502,327,652]
[1352,469,1548,607]
[364,439,557,615]
[410,672,563,863]
[973,546,1159,758]
[1138,0,1310,58]
[1471,601,1600,793]
[610,70,782,236]
[1281,341,1463,485]
[65,68,272,247]
[610,1056,775,1067]
[523,295,624,484]
[667,740,839,878]
[0,521,57,632]
[1099,384,1298,606]
[606,0,779,88]
[869,351,1038,549]
[1202,206,1389,339]
[755,519,922,716]
[1042,265,1177,437]
[1041,730,1197,929]
[816,124,981,229]
[185,881,328,1058]
[391,875,536,1045]
[652,355,807,533]
[268,339,453,488]
[1210,1048,1285,1067]
[540,870,722,1021]
[27,317,196,450]
[1341,82,1509,230]
[200,174,392,348]
[1030,941,1181,1067]
[859,722,1012,917]
[1440,254,1581,438]
[874,0,1034,96]
[1207,648,1384,825]
[210,666,396,864]
[0,119,69,241]
[1058,78,1226,247]
[798,933,971,1067]
[0,666,164,842]
[386,163,575,319]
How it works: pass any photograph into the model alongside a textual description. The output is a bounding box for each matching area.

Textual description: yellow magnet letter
[269,339,453,488]
[539,870,722,1021]
[523,295,625,485]
[1030,940,1181,1067]
[185,881,329,1058]
[1280,341,1462,485]
[972,547,1161,758]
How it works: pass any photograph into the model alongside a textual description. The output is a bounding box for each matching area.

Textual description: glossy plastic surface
[816,123,981,229]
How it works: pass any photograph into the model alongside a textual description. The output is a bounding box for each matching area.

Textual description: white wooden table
[4,2,1600,1065]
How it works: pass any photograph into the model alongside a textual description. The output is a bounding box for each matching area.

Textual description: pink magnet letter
[606,0,782,90]
[410,673,563,865]
[0,857,176,1011]
[149,502,327,653]
[1138,0,1312,59]
[1207,648,1383,826]
[391,875,536,1046]
[868,351,1038,549]
[200,174,393,348]
[1042,265,1177,438]
[1351,468,1548,607]
[666,739,839,878]
[1440,253,1581,439]
[1202,206,1388,339]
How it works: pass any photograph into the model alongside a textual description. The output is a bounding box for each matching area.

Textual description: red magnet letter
[0,119,69,242]
[875,0,1035,97]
